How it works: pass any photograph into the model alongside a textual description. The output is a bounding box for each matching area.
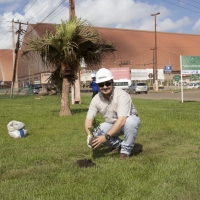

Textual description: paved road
[130,90,200,101]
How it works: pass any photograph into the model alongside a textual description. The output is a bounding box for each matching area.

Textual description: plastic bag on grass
[7,120,27,138]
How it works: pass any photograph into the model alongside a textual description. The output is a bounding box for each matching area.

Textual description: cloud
[76,0,171,31]
[0,0,25,14]
[0,0,197,49]
[158,17,191,32]
[192,19,200,33]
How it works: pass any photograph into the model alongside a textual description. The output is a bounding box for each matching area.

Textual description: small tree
[88,117,101,148]
[88,117,101,136]
[22,18,116,116]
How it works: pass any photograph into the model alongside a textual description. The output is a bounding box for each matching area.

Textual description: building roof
[95,27,200,72]
[23,23,200,72]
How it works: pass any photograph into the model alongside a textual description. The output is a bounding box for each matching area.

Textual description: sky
[1,0,200,49]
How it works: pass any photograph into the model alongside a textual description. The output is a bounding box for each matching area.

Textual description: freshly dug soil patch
[77,159,96,168]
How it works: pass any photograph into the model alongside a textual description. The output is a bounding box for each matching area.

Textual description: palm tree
[22,18,116,116]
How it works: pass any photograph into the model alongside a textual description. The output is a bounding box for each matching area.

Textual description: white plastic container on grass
[7,120,28,138]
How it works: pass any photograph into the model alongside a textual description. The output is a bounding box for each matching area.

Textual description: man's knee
[125,115,140,129]
[94,122,113,136]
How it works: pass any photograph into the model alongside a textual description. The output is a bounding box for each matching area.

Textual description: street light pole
[151,12,160,91]
[150,48,155,84]
[150,48,156,83]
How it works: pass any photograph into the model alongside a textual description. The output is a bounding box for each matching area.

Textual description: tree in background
[22,18,116,116]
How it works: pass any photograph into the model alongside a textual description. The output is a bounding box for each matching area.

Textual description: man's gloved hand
[87,135,93,148]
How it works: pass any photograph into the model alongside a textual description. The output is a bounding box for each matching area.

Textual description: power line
[0,0,71,52]
[178,0,200,10]
[46,1,69,23]
[25,0,67,37]
[0,0,30,23]
[26,0,53,22]
[163,0,200,14]
[191,0,200,5]
[0,0,64,45]
[0,0,31,47]
[16,0,38,21]
[10,21,28,97]
[0,27,12,47]
[40,0,66,23]
[0,0,75,45]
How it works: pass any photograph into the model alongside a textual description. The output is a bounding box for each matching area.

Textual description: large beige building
[1,23,200,86]
[0,50,14,84]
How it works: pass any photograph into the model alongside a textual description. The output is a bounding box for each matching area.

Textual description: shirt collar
[100,88,115,102]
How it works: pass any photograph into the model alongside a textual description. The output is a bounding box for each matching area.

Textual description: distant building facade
[1,23,200,86]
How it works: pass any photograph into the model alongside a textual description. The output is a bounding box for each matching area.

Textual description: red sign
[109,67,131,80]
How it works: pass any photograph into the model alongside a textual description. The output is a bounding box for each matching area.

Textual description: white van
[113,79,131,91]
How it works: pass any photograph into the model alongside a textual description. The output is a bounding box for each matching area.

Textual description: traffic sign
[164,65,172,73]
[181,56,200,74]
[174,75,180,82]
[148,73,153,78]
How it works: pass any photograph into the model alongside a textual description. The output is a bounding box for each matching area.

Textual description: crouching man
[84,68,140,160]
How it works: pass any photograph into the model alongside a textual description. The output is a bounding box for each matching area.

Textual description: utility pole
[151,12,160,91]
[69,0,75,19]
[10,21,27,97]
[12,19,15,81]
[69,0,81,104]
[150,48,155,84]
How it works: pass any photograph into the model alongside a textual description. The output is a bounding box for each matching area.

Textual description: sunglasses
[97,81,112,87]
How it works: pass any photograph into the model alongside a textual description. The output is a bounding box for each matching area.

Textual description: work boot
[109,146,121,155]
[119,153,130,160]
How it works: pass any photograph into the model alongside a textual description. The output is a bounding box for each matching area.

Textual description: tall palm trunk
[60,77,72,116]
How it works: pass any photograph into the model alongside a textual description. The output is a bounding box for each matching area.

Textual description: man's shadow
[92,143,143,159]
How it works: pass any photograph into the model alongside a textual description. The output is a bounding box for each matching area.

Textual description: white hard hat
[96,68,114,83]
[91,73,96,78]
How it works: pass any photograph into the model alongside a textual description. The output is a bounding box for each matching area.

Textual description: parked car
[186,83,199,89]
[29,84,42,94]
[128,82,148,94]
[194,83,200,88]
[114,79,131,91]
[186,83,194,89]
[179,82,188,86]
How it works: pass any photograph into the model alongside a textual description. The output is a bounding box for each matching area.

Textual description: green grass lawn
[0,94,199,200]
